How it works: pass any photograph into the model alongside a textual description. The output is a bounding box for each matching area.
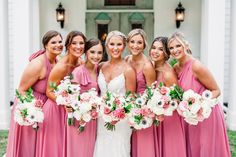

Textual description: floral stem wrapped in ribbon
[14,88,44,130]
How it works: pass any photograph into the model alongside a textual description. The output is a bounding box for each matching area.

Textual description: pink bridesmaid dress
[36,66,76,157]
[63,65,97,157]
[6,52,52,157]
[131,71,157,157]
[155,72,187,157]
[178,59,230,157]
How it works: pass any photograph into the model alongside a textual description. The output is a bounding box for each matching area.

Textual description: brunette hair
[65,31,87,51]
[42,30,62,49]
[150,36,170,60]
[85,38,103,53]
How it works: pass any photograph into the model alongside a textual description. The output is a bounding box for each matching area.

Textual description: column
[0,0,10,129]
[227,0,236,130]
[12,0,31,88]
[200,0,225,103]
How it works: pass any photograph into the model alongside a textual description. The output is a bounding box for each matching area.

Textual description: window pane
[105,0,135,5]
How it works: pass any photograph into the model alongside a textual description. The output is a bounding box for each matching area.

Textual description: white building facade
[0,0,235,130]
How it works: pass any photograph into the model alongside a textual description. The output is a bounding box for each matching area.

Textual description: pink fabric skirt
[64,119,97,157]
[156,111,187,157]
[36,99,66,157]
[132,126,156,157]
[184,104,230,157]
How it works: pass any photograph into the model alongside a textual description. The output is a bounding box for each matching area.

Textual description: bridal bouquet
[72,88,101,132]
[14,88,44,130]
[146,82,181,117]
[177,89,218,125]
[51,75,81,125]
[99,91,132,131]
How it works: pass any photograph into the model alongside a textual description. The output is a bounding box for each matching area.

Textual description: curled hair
[65,31,87,51]
[85,38,103,53]
[127,29,148,49]
[168,32,192,54]
[105,30,126,46]
[42,30,62,49]
[150,36,170,60]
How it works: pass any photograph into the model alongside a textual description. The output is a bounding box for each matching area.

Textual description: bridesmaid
[126,29,157,157]
[64,38,103,157]
[149,36,186,157]
[37,31,86,157]
[6,30,63,157]
[168,32,231,157]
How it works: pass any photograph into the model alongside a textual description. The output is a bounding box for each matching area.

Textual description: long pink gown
[178,59,231,157]
[155,72,187,157]
[6,52,52,157]
[36,66,75,157]
[131,71,157,157]
[64,65,97,157]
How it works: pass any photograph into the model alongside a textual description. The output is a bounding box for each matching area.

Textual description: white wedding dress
[93,70,132,157]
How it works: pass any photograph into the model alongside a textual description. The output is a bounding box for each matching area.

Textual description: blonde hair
[105,30,127,46]
[127,29,148,49]
[168,32,192,54]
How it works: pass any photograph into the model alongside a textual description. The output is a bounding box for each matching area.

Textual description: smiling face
[168,39,186,60]
[107,36,125,59]
[86,43,103,65]
[45,35,63,55]
[128,34,145,56]
[149,40,166,62]
[68,35,85,58]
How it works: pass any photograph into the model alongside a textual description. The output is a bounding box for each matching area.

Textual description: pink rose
[91,110,98,119]
[34,99,43,108]
[160,87,168,95]
[113,108,125,119]
[104,107,111,114]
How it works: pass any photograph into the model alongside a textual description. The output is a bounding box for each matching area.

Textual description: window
[105,0,135,6]
[98,24,108,61]
[132,24,143,29]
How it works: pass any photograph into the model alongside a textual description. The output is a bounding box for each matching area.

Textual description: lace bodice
[98,70,126,96]
[94,70,131,157]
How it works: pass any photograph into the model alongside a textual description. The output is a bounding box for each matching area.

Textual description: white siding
[8,0,15,102]
[224,0,231,103]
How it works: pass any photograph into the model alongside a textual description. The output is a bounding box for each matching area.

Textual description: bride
[93,31,136,157]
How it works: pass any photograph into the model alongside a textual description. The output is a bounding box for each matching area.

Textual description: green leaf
[78,126,85,133]
[50,82,58,91]
[169,58,178,67]
[104,122,115,131]
[153,120,160,126]
[68,118,74,126]
[124,104,132,113]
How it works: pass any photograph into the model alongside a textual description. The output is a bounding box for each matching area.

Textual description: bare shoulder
[27,55,45,73]
[191,59,205,73]
[143,59,154,71]
[123,61,135,74]
[99,61,109,71]
[51,62,68,77]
